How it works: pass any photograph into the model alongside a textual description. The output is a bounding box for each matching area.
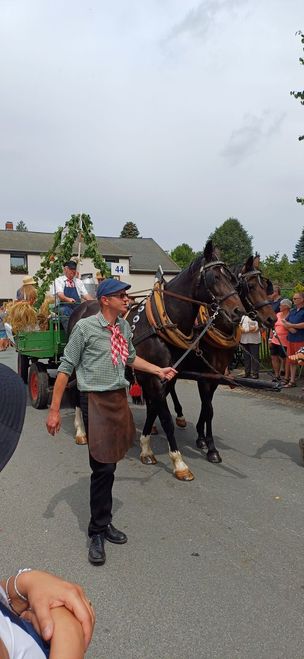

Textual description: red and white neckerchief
[107,324,129,366]
[65,277,75,288]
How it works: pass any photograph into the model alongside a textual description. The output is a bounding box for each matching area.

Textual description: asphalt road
[1,348,303,659]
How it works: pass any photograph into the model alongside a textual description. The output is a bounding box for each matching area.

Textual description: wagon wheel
[17,354,29,384]
[28,363,49,409]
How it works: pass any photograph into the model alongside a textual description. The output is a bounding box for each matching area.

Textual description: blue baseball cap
[96,279,131,299]
[64,260,77,270]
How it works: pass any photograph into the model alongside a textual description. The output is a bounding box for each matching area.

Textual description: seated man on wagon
[52,261,94,332]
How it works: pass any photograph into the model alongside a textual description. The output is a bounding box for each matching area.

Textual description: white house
[0,222,180,303]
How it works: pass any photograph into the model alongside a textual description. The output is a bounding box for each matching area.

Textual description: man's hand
[46,409,61,435]
[158,367,177,381]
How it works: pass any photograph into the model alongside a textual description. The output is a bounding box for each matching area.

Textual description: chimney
[5,221,13,230]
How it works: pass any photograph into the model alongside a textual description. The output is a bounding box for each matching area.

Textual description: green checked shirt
[58,311,136,392]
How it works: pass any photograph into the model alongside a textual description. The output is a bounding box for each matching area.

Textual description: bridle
[196,260,240,314]
[237,270,273,315]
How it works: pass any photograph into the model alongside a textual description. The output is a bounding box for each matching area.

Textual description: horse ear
[241,255,254,273]
[203,240,214,262]
[253,253,260,269]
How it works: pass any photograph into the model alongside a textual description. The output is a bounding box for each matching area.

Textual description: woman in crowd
[0,363,95,658]
[269,298,292,382]
[281,291,304,388]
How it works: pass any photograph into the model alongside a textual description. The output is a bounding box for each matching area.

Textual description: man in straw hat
[46,278,177,566]
[0,364,95,656]
[95,271,105,285]
[16,275,37,301]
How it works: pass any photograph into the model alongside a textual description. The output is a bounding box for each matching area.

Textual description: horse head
[193,240,245,330]
[235,255,276,328]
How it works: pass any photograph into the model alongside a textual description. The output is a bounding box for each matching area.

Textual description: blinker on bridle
[237,269,273,313]
[198,260,239,307]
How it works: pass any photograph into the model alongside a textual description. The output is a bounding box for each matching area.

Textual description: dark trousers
[80,392,116,537]
[242,343,260,376]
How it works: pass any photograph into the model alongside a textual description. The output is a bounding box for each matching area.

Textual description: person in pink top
[269,298,292,382]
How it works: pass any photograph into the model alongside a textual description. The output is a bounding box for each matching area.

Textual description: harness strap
[148,283,194,349]
[198,306,241,349]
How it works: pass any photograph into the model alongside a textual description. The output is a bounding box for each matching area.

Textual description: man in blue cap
[46,279,177,566]
[52,261,94,331]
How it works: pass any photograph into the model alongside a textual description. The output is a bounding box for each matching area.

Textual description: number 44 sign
[111,263,129,276]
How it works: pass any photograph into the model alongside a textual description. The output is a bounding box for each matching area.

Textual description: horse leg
[169,381,187,428]
[197,382,222,463]
[74,406,88,445]
[196,406,207,450]
[139,400,158,465]
[157,398,194,481]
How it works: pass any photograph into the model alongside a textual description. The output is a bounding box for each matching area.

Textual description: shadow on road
[253,439,303,466]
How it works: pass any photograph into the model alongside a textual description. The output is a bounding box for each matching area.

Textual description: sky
[0,0,303,259]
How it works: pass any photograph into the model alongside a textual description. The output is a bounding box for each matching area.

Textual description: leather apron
[88,389,136,463]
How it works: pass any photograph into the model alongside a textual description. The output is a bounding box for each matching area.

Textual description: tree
[120,221,140,238]
[260,252,304,294]
[34,213,110,306]
[290,31,304,205]
[208,218,253,266]
[170,243,197,269]
[293,227,304,261]
[16,220,28,231]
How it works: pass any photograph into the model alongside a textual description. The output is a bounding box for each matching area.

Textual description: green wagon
[15,315,67,409]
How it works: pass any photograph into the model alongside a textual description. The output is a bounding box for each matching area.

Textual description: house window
[104,257,118,269]
[10,254,28,274]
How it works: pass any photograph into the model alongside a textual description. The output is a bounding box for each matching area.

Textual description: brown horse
[166,255,276,463]
[126,240,246,480]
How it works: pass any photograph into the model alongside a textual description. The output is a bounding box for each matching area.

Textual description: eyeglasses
[107,292,129,300]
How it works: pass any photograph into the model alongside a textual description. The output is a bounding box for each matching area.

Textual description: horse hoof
[176,416,187,428]
[174,469,195,481]
[150,425,158,435]
[196,438,207,450]
[140,455,158,465]
[207,450,222,464]
[75,435,88,445]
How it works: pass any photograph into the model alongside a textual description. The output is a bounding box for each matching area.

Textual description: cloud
[165,0,246,42]
[221,112,286,165]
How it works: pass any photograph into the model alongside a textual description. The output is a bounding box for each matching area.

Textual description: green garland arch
[34,213,110,307]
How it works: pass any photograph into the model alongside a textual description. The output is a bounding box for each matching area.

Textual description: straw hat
[22,275,36,286]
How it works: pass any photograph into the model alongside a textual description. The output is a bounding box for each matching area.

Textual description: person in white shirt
[240,315,261,379]
[52,261,94,331]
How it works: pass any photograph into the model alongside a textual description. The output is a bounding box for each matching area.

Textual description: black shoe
[88,534,106,565]
[105,523,127,545]
[251,374,259,379]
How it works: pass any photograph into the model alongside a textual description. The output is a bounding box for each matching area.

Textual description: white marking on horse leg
[74,406,87,445]
[139,435,157,464]
[169,450,194,481]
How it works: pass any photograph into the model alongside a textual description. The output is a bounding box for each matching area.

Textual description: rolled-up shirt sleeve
[58,325,85,375]
[76,279,89,297]
[126,327,136,364]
